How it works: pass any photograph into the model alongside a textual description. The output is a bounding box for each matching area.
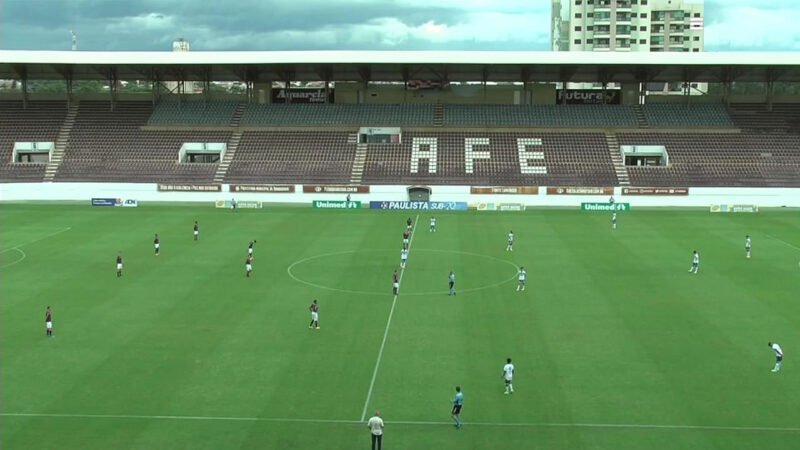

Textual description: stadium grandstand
[1,50,799,188]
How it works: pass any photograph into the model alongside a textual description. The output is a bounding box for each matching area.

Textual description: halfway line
[359,213,419,422]
[2,413,798,433]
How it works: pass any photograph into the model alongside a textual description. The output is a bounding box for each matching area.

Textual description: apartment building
[554,0,704,53]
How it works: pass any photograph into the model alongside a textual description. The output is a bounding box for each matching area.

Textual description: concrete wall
[2,183,798,208]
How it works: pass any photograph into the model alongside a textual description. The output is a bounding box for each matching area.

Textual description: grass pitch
[1,203,799,450]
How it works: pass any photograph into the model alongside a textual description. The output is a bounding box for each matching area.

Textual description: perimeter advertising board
[303,185,370,194]
[548,187,614,195]
[370,201,468,211]
[622,187,689,196]
[710,204,758,213]
[91,198,138,207]
[312,200,362,209]
[230,185,295,193]
[581,203,630,212]
[471,186,539,195]
[158,184,221,192]
[215,200,263,209]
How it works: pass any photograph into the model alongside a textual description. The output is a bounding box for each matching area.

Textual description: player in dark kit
[193,221,199,241]
[246,255,253,277]
[116,253,123,277]
[154,233,160,256]
[45,306,54,338]
[393,270,399,295]
[309,299,320,329]
[402,230,410,247]
[406,217,413,230]
[248,240,256,259]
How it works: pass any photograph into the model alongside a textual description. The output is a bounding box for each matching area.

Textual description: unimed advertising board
[312,200,362,209]
[581,202,630,212]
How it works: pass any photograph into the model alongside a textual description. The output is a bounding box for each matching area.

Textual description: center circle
[287,249,519,296]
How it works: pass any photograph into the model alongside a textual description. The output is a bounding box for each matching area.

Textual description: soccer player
[248,240,256,259]
[688,250,699,274]
[609,195,615,205]
[451,386,464,429]
[402,229,410,247]
[768,342,784,373]
[506,231,514,252]
[745,235,752,259]
[45,306,54,338]
[517,267,526,292]
[231,198,237,212]
[154,233,160,256]
[309,299,320,330]
[392,270,399,296]
[400,248,409,269]
[116,252,123,277]
[430,216,437,233]
[448,271,456,296]
[406,217,413,231]
[503,358,515,394]
[193,221,199,241]
[246,254,253,277]
[612,212,617,230]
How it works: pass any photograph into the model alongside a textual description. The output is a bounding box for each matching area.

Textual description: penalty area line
[359,213,419,422]
[2,413,798,433]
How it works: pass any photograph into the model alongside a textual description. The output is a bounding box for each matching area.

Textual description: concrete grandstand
[1,50,799,189]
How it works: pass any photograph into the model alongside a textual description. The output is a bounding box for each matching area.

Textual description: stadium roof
[1,50,800,83]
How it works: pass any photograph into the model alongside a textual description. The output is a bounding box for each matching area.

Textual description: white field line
[359,213,419,422]
[0,248,27,269]
[2,412,799,433]
[764,233,800,252]
[0,227,72,254]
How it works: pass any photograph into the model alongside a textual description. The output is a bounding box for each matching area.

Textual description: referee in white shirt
[367,410,384,450]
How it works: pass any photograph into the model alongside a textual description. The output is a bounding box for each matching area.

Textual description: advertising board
[581,202,631,212]
[548,187,614,195]
[369,201,468,211]
[312,200,362,209]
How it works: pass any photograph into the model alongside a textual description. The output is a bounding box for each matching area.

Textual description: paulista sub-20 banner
[370,201,468,211]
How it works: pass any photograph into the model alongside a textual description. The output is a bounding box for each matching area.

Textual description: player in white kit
[745,235,752,259]
[688,250,699,274]
[517,267,526,292]
[503,358,515,394]
[400,248,409,269]
[612,212,617,230]
[430,216,437,233]
[768,342,783,372]
[506,231,514,252]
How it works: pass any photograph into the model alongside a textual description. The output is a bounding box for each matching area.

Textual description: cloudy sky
[1,0,798,52]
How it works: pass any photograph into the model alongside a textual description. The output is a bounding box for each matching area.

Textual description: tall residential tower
[557,0,704,53]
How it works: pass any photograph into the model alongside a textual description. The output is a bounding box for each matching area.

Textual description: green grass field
[2,203,799,450]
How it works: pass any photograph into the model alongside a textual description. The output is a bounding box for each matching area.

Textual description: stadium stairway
[44,102,79,182]
[349,134,366,184]
[433,102,444,127]
[230,103,246,127]
[633,104,650,129]
[605,132,629,186]
[214,129,242,183]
